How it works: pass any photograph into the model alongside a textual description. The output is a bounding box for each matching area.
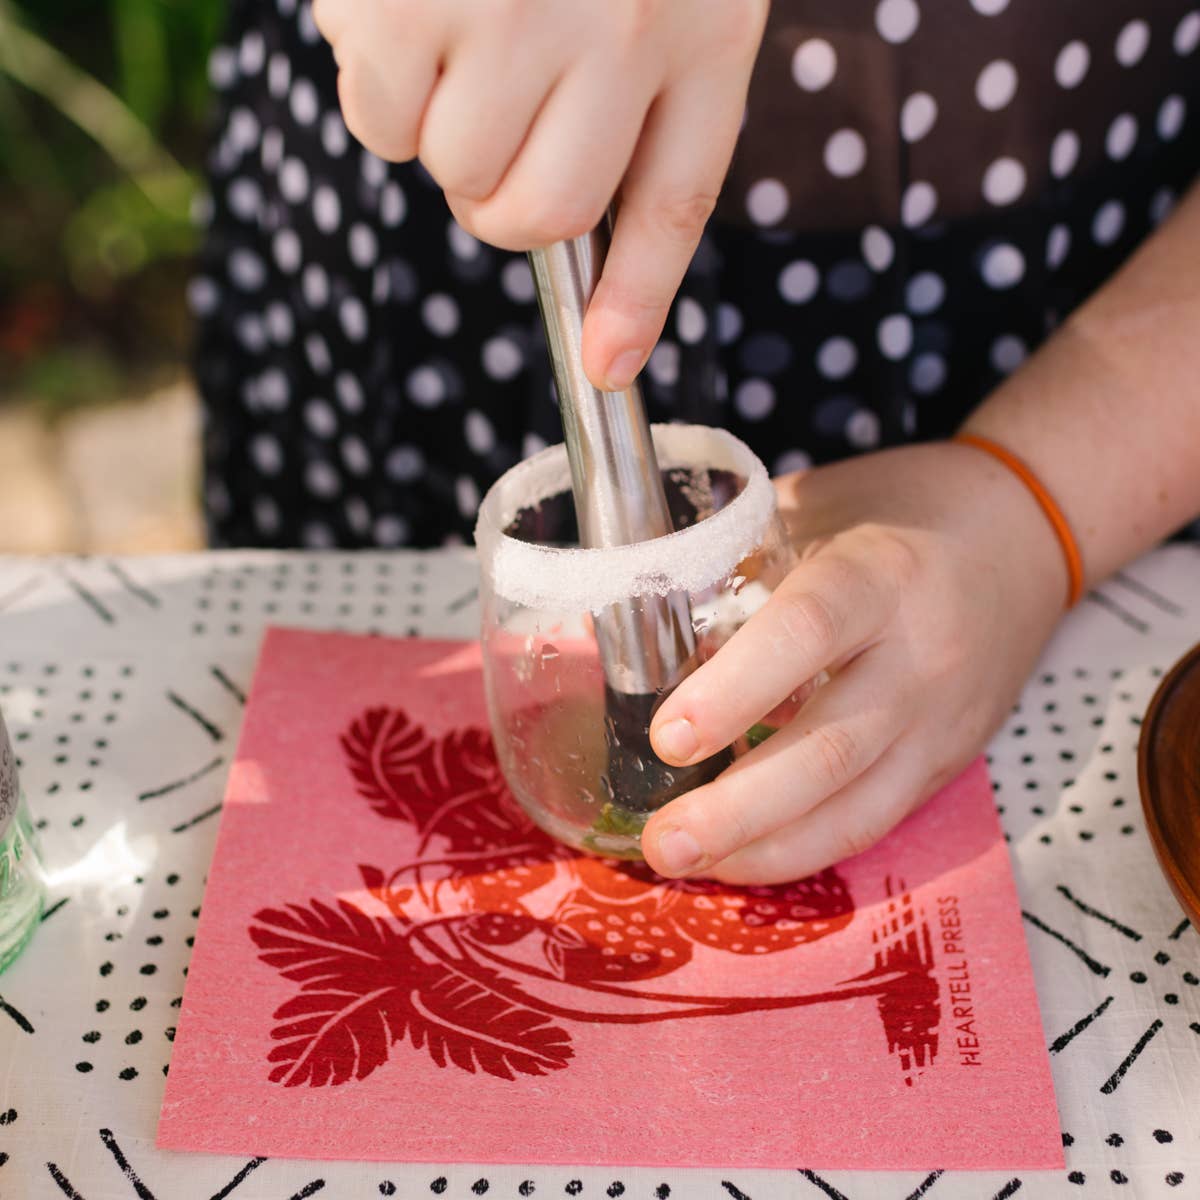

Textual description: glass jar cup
[0,708,45,973]
[476,423,805,859]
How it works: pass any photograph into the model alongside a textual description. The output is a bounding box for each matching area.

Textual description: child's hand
[312,0,768,390]
[641,441,1067,884]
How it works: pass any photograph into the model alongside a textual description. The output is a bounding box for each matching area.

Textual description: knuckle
[776,585,842,663]
[454,207,515,250]
[311,0,335,38]
[448,202,500,248]
[363,129,418,163]
[856,523,921,603]
[721,0,770,54]
[802,722,860,792]
[420,148,497,204]
[651,191,718,245]
[839,813,886,862]
[520,193,608,248]
[338,71,417,162]
[380,0,417,23]
[679,780,754,861]
[615,0,666,45]
[706,796,756,861]
[924,627,972,685]
[486,0,527,23]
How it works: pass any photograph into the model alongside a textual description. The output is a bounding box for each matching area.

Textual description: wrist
[938,439,1070,627]
[951,433,1083,609]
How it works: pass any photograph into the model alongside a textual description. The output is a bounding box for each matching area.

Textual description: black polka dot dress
[193,0,1200,549]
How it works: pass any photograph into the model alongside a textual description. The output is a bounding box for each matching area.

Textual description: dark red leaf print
[417,727,530,852]
[340,708,427,823]
[358,864,386,893]
[340,708,550,855]
[250,898,422,1086]
[408,949,573,1080]
[250,898,573,1086]
[252,706,941,1090]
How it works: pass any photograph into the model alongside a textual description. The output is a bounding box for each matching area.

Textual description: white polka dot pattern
[1050,130,1081,179]
[875,0,920,45]
[745,178,789,226]
[1105,113,1139,161]
[193,2,1200,551]
[981,243,1026,289]
[1055,40,1091,88]
[901,181,937,228]
[824,128,867,177]
[1115,19,1152,67]
[982,157,1027,206]
[792,38,837,91]
[778,260,820,304]
[816,337,858,380]
[976,59,1018,111]
[861,226,894,272]
[877,314,913,360]
[900,92,938,143]
[1093,200,1126,245]
[1176,10,1200,55]
[734,378,775,420]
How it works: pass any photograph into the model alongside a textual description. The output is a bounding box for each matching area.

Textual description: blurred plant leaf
[0,0,224,390]
[0,5,189,198]
[64,169,198,295]
[112,0,170,128]
[0,69,68,192]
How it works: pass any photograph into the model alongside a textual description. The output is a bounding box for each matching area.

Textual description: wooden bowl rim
[1138,640,1200,928]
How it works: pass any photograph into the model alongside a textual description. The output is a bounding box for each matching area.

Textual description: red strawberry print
[671,870,855,954]
[548,892,694,982]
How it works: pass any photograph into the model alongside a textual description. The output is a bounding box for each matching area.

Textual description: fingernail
[657,827,704,876]
[603,349,645,391]
[655,717,699,764]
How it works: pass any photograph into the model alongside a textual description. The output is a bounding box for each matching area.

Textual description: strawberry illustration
[548,892,694,982]
[462,909,540,946]
[570,855,660,903]
[670,869,855,954]
[251,707,939,1091]
[454,847,559,906]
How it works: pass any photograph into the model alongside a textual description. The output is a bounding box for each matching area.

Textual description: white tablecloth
[1,546,1197,1200]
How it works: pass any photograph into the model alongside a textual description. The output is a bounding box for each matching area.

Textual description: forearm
[961,178,1200,587]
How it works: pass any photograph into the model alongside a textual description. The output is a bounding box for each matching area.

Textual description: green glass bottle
[0,709,44,974]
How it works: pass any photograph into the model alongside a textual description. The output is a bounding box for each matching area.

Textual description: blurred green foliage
[0,0,225,411]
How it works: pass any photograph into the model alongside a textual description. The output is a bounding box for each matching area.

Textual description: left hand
[640,440,1067,884]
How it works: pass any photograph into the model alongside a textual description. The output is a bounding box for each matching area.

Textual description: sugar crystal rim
[474,423,775,614]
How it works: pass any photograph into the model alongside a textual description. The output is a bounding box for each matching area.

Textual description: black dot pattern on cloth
[193,0,1200,548]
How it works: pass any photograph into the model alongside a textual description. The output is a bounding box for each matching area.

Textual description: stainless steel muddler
[528,219,730,814]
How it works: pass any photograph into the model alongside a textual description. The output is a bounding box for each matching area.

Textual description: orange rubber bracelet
[953,432,1085,609]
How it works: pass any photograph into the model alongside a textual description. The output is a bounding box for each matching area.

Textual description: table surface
[1,546,1197,1200]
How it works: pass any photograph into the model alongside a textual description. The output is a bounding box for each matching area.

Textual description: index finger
[649,550,895,766]
[581,60,753,391]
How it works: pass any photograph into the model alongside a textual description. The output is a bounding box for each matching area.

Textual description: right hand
[312,0,768,391]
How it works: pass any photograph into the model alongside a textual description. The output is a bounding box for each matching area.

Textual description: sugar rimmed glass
[476,423,806,859]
